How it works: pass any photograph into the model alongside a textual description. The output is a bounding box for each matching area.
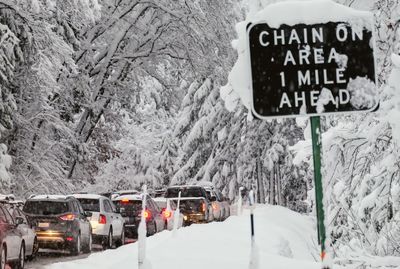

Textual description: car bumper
[36,230,76,249]
[124,224,138,238]
[183,213,207,224]
[90,222,109,236]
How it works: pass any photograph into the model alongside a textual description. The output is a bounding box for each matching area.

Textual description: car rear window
[23,201,69,215]
[77,199,100,212]
[116,200,142,216]
[165,187,205,198]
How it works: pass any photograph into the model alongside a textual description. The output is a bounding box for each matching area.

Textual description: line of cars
[0,183,230,268]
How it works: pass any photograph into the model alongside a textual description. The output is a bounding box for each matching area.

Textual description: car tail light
[139,210,151,220]
[121,198,130,203]
[66,237,74,242]
[99,214,107,224]
[162,209,172,219]
[201,202,206,212]
[59,214,75,221]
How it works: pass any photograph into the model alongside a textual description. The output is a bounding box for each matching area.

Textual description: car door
[0,206,21,260]
[75,201,91,242]
[104,199,122,237]
[12,207,35,256]
[109,199,124,236]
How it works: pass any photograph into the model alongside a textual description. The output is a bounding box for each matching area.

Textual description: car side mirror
[15,217,24,225]
[84,211,92,217]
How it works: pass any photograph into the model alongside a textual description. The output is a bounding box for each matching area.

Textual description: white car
[153,198,184,230]
[73,194,125,249]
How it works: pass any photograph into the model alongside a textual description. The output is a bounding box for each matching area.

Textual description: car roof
[0,194,16,201]
[113,194,143,201]
[72,194,105,200]
[27,194,75,201]
[115,190,140,194]
[167,185,204,189]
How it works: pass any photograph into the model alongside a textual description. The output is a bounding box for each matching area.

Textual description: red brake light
[60,214,75,221]
[121,198,130,203]
[201,202,206,212]
[139,210,151,220]
[99,214,107,224]
[162,209,172,219]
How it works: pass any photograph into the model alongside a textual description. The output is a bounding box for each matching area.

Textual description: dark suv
[23,195,92,255]
[165,186,214,225]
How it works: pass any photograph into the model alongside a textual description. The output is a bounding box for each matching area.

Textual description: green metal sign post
[310,116,328,267]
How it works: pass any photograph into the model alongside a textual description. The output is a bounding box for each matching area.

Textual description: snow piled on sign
[221,0,374,112]
[316,88,334,113]
[347,77,376,109]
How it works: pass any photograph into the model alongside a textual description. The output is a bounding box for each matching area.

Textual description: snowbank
[45,205,328,269]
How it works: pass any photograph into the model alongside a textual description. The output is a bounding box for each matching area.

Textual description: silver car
[73,194,125,249]
[6,205,38,261]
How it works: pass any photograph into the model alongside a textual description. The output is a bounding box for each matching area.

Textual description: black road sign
[247,21,377,119]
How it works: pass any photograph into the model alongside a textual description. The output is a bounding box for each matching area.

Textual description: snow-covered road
[42,205,331,269]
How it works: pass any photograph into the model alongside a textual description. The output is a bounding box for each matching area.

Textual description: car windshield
[77,199,100,212]
[165,187,204,198]
[23,201,69,215]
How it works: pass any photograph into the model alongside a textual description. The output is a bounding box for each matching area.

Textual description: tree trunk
[257,152,265,203]
[269,167,275,205]
[276,163,282,206]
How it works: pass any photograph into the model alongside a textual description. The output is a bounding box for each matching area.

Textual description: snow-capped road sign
[247,21,377,119]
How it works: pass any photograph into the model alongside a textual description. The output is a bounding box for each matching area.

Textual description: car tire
[82,232,92,254]
[103,228,113,250]
[115,228,125,248]
[0,246,6,269]
[71,234,81,256]
[15,243,25,269]
[28,237,39,261]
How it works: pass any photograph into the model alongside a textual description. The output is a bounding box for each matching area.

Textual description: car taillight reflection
[99,214,107,224]
[59,214,75,221]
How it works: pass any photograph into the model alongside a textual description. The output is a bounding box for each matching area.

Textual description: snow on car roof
[113,194,143,201]
[168,185,204,189]
[72,194,104,200]
[115,190,139,194]
[0,194,16,201]
[29,194,71,200]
